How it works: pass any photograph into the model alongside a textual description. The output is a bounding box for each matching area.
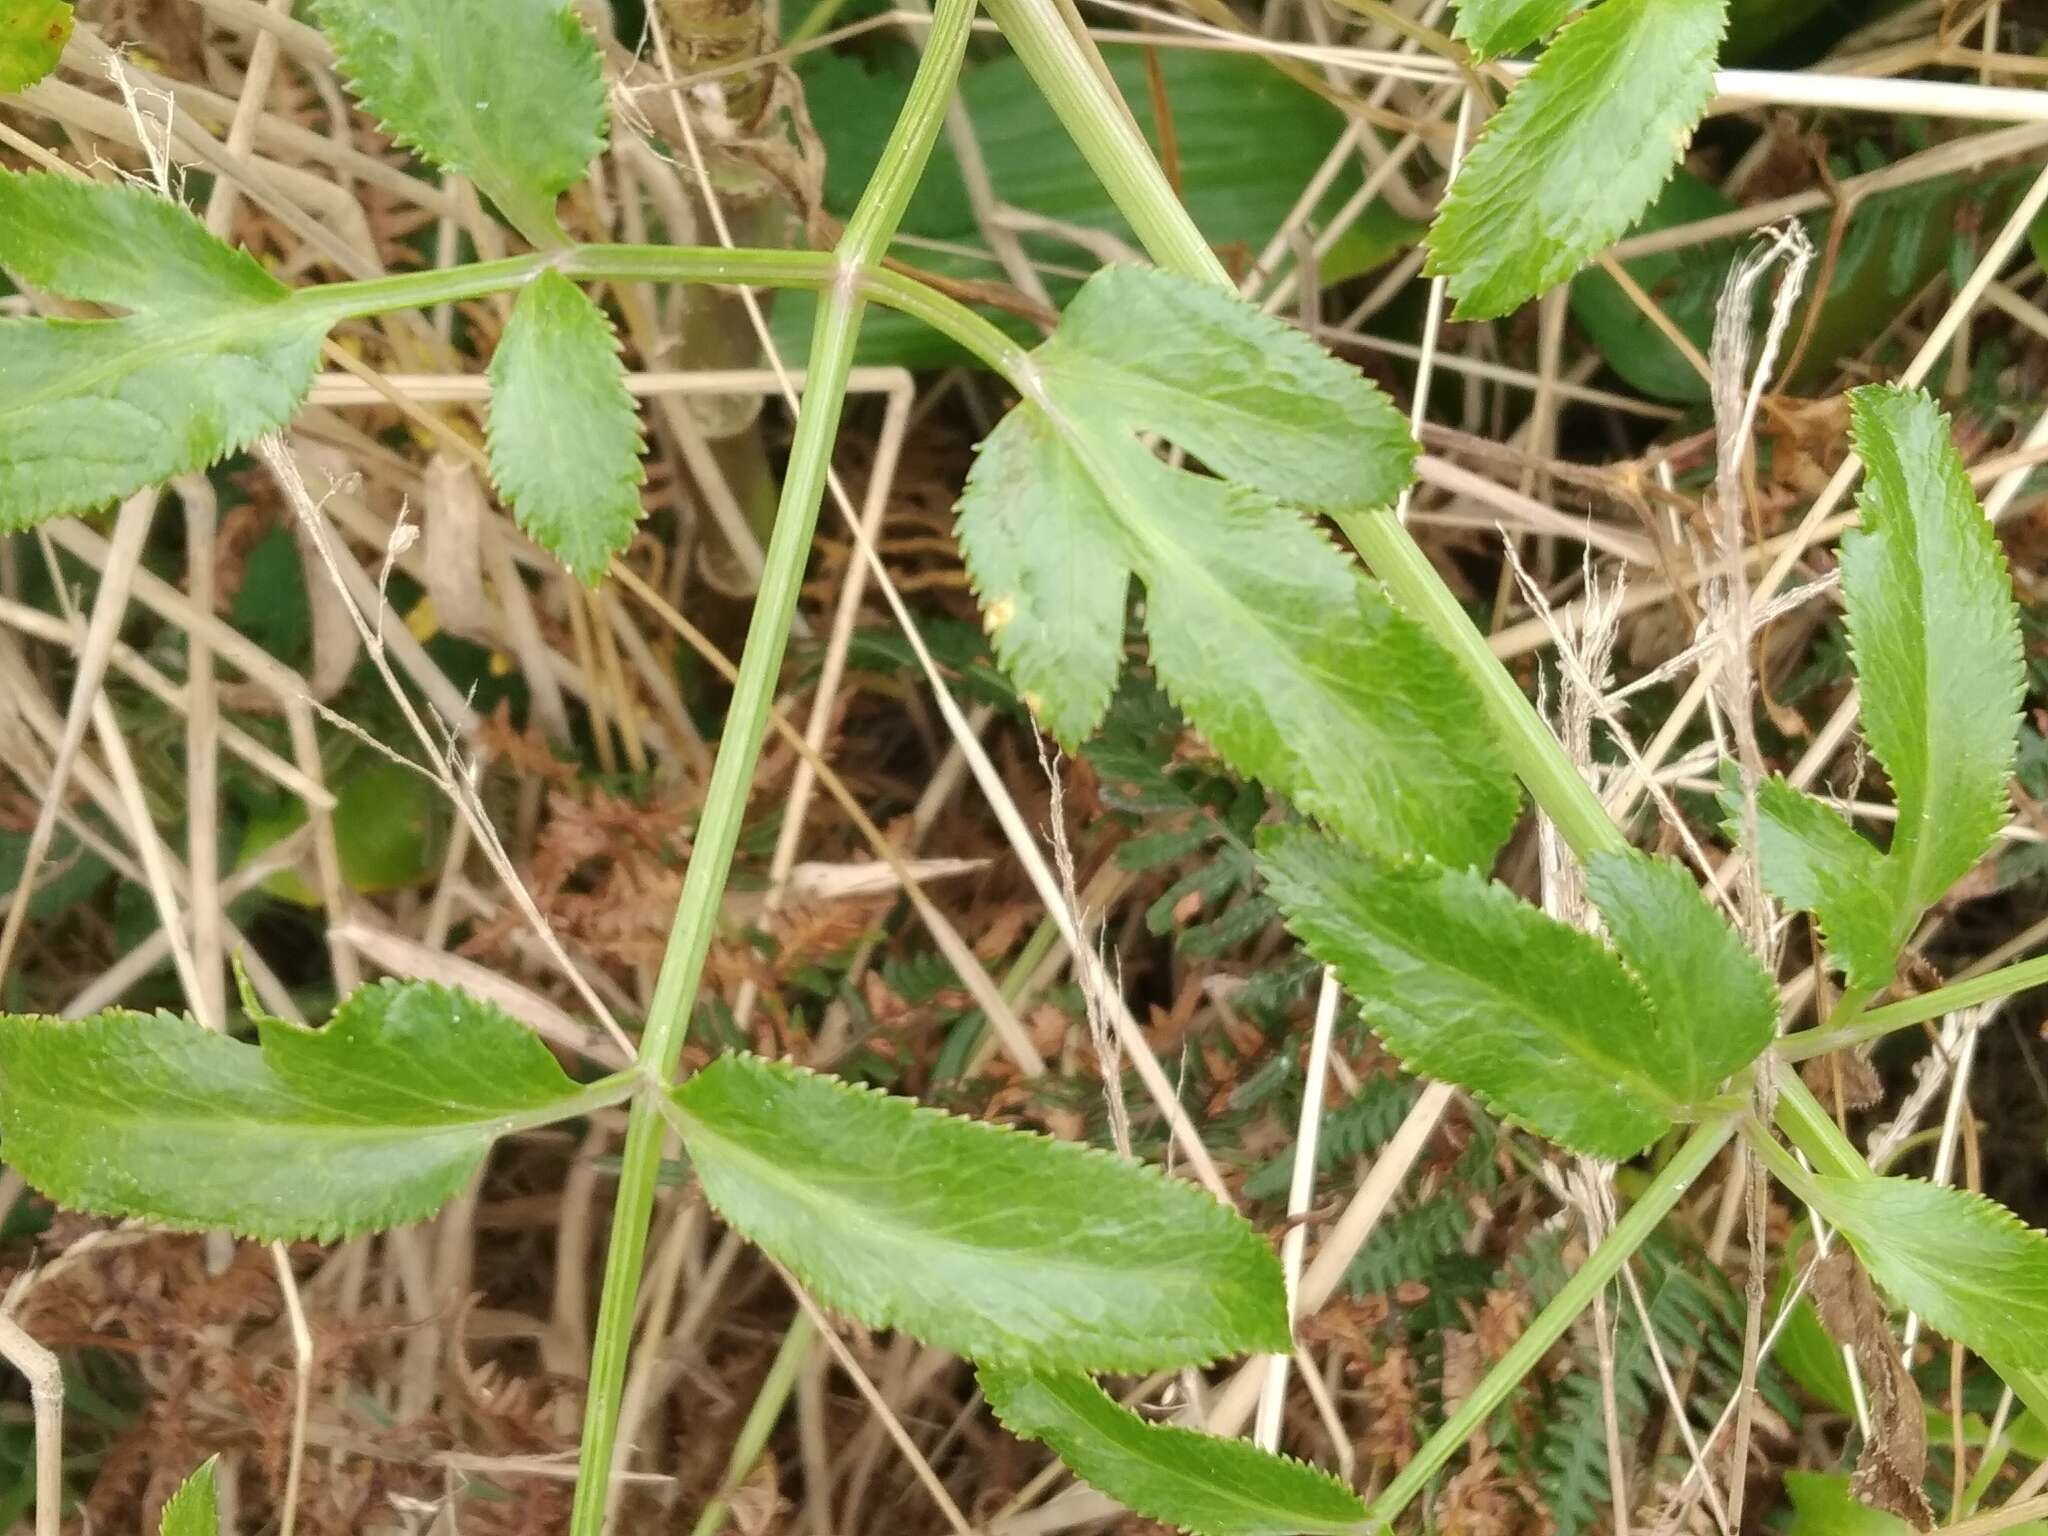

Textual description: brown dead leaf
[1811,1244,1933,1529]
[1360,1346,1419,1470]
[729,1451,787,1536]
[476,701,578,785]
[973,903,1033,961]
[1437,1449,1525,1536]
[1028,1002,1070,1058]
[765,896,888,980]
[1440,1328,1483,1421]
[1301,1293,1392,1352]
[1472,1288,1530,1364]
[1038,1105,1085,1142]
[1802,1048,1884,1114]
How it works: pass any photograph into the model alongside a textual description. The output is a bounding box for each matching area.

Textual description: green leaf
[1041,269,1418,514]
[957,408,1130,742]
[238,758,448,904]
[2006,1410,2048,1459]
[159,1458,219,1536]
[1137,465,1514,871]
[1585,849,1775,1102]
[958,264,1518,868]
[1793,1472,2048,1536]
[487,269,646,583]
[1426,0,1729,319]
[979,1364,1367,1536]
[1990,1361,2048,1460]
[0,980,583,1240]
[0,823,110,921]
[0,0,69,92]
[312,0,606,244]
[1580,165,2033,405]
[1738,390,2024,990]
[1808,1174,2048,1370]
[1776,1292,1859,1415]
[1259,827,1686,1158]
[668,1053,1289,1370]
[1796,167,2029,397]
[1785,1472,1913,1536]
[1451,0,1580,58]
[0,315,326,530]
[1744,775,1898,992]
[0,172,326,530]
[0,171,288,313]
[1842,385,2023,915]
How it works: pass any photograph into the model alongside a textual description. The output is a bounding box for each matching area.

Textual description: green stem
[1828,985,1872,1026]
[576,247,1035,374]
[687,1311,818,1536]
[1770,1062,1866,1179]
[296,252,550,319]
[979,0,1229,288]
[1741,1112,1827,1197]
[1336,512,1628,862]
[570,281,865,1531]
[1364,1117,1735,1525]
[858,265,1036,376]
[1959,1422,2013,1515]
[564,2,976,1528]
[296,247,1027,377]
[1776,954,2048,1062]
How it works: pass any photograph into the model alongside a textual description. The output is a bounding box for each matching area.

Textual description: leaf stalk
[1774,953,2048,1062]
[296,247,1029,375]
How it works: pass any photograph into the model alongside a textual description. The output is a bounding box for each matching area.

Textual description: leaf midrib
[1360,919,1680,1120]
[1029,388,1514,867]
[36,1048,544,1141]
[44,1099,511,1143]
[673,1101,1233,1308]
[266,1044,571,1125]
[409,1,535,233]
[1029,1372,1363,1529]
[1044,409,1387,721]
[1842,492,1946,942]
[1052,351,1391,498]
[1271,848,1683,1121]
[0,305,316,423]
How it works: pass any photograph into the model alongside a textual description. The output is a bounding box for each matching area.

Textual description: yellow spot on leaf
[984,595,1018,633]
